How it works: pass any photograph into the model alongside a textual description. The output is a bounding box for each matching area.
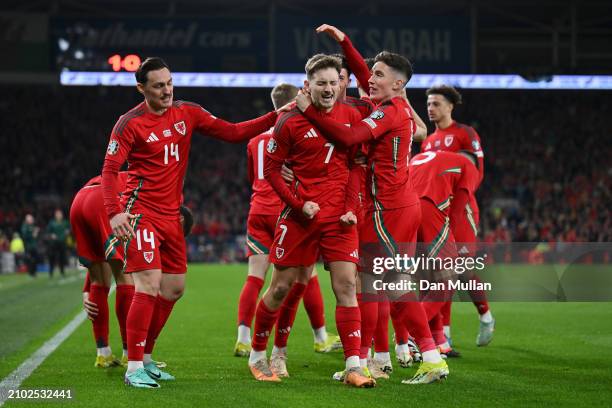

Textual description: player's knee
[163,286,184,301]
[332,278,356,300]
[270,283,291,302]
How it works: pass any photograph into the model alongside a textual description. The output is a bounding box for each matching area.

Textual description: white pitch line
[0,286,115,406]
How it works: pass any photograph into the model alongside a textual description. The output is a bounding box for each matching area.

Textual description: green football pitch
[1,264,611,408]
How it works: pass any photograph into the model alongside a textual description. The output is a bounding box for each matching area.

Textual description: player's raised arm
[316,24,371,96]
[187,103,278,143]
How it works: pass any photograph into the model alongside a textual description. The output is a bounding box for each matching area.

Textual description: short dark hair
[135,57,170,84]
[331,53,351,77]
[270,83,298,110]
[426,85,462,105]
[364,57,375,71]
[374,51,413,84]
[305,54,341,80]
[180,205,194,237]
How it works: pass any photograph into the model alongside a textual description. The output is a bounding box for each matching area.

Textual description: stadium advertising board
[51,17,268,72]
[274,13,471,73]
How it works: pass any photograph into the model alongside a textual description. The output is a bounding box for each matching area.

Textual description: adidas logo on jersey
[303,128,318,138]
[146,132,160,143]
[350,249,359,259]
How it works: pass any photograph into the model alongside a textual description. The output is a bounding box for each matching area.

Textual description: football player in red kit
[409,150,480,357]
[235,84,341,360]
[422,85,494,347]
[102,57,287,388]
[72,172,132,368]
[296,24,448,385]
[248,54,374,388]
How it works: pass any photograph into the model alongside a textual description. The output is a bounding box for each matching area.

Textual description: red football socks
[274,282,307,348]
[251,300,280,352]
[115,284,134,350]
[303,275,325,330]
[441,301,452,326]
[144,295,176,355]
[237,275,264,327]
[336,306,361,360]
[468,275,490,314]
[126,292,156,361]
[430,313,447,346]
[357,293,378,359]
[390,302,409,345]
[390,294,436,353]
[89,284,110,348]
[374,296,390,353]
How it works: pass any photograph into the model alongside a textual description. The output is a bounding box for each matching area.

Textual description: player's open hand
[296,89,312,112]
[316,24,346,43]
[110,212,136,241]
[281,163,295,183]
[83,292,99,320]
[340,211,357,226]
[302,201,320,219]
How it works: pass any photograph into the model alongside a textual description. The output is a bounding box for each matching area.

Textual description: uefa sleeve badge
[107,139,119,155]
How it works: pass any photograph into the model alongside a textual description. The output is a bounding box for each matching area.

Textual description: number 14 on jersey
[164,143,179,165]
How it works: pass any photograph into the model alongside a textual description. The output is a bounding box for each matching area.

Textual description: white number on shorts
[136,228,156,250]
[257,139,265,180]
[278,224,288,245]
[164,143,180,165]
[324,142,335,164]
[411,151,436,165]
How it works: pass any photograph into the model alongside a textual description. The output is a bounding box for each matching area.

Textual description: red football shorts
[246,213,278,257]
[269,209,359,267]
[359,203,421,273]
[123,213,186,274]
[70,186,124,267]
[418,198,457,260]
[452,200,478,257]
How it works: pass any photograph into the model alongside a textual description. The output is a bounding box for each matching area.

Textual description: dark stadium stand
[0,86,610,264]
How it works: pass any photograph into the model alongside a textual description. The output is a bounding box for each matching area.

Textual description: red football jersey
[102,100,276,218]
[265,103,362,219]
[409,151,479,216]
[362,97,419,211]
[344,95,374,119]
[83,172,128,189]
[421,121,484,185]
[247,129,283,216]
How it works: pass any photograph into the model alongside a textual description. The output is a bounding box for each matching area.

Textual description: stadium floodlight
[60,71,612,90]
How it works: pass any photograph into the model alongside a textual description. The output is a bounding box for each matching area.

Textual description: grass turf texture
[2,264,611,408]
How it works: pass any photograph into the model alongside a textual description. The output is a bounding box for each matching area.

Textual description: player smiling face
[305,67,340,112]
[368,61,406,104]
[137,67,173,114]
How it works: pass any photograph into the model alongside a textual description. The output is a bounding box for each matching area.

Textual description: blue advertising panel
[274,13,471,73]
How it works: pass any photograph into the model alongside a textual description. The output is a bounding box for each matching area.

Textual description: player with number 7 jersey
[101,58,280,388]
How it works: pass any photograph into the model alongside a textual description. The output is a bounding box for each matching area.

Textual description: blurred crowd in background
[0,86,610,271]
